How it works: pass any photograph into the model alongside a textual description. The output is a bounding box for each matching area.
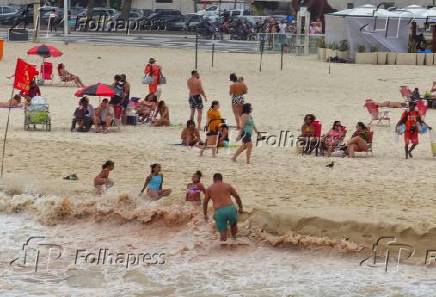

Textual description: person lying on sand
[365,99,407,109]
[140,163,172,200]
[94,160,114,195]
[203,173,243,241]
[153,101,170,127]
[186,170,206,206]
[0,95,22,108]
[58,63,85,87]
[181,120,201,146]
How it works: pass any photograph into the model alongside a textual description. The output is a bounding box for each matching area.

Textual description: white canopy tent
[325,4,433,56]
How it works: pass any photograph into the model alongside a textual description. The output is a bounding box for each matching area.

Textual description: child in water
[186,171,206,206]
[94,160,114,195]
[140,163,172,200]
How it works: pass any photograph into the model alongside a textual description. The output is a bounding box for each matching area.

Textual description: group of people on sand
[94,161,243,241]
[183,70,259,164]
[298,114,372,158]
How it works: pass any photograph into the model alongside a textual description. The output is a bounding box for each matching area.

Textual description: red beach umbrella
[27,44,63,58]
[75,83,116,97]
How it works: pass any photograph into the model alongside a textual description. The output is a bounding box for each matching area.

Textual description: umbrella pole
[1,88,16,177]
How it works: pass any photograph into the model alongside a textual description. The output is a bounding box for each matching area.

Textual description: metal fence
[257,33,324,55]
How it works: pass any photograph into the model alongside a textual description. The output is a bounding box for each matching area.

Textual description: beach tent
[325,4,428,56]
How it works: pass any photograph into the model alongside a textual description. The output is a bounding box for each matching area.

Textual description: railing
[257,33,325,55]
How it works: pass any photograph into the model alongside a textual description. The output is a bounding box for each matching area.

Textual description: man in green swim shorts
[203,173,243,241]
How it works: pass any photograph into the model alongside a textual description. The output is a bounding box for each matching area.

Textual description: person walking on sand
[396,101,432,159]
[187,70,207,130]
[203,173,243,242]
[144,58,161,96]
[140,163,172,200]
[94,160,114,195]
[232,103,259,164]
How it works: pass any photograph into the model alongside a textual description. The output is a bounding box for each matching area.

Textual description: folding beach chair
[38,61,53,85]
[364,99,390,126]
[57,64,76,86]
[366,130,374,156]
[400,86,412,101]
[297,120,322,156]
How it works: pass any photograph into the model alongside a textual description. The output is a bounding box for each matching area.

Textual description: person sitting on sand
[200,100,223,157]
[345,122,370,158]
[181,120,201,146]
[0,95,22,108]
[203,173,243,242]
[140,163,172,200]
[153,101,170,127]
[72,97,94,132]
[94,160,114,195]
[298,114,318,154]
[58,63,85,87]
[94,98,114,133]
[186,170,206,206]
[138,93,158,122]
[321,121,346,156]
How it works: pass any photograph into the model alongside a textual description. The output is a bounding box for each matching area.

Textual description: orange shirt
[207,108,221,133]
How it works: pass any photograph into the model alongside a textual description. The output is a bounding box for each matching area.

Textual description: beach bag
[142,75,154,85]
[159,74,167,85]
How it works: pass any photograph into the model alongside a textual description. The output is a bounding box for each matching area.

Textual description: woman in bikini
[140,164,172,200]
[58,63,85,87]
[229,73,247,129]
[346,122,370,158]
[232,103,259,164]
[186,171,206,206]
[94,160,114,195]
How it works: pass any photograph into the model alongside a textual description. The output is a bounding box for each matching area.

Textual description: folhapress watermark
[9,236,166,273]
[360,236,436,272]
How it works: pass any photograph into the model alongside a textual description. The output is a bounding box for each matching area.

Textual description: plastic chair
[364,99,390,126]
[416,99,428,119]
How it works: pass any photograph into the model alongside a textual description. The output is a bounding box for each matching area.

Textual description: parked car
[77,7,118,21]
[164,15,187,31]
[0,6,19,23]
[185,13,204,31]
[0,6,33,26]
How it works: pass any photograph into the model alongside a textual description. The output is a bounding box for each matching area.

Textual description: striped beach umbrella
[27,44,63,58]
[75,83,116,97]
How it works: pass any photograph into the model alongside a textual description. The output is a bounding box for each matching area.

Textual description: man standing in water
[204,173,243,241]
[187,70,207,130]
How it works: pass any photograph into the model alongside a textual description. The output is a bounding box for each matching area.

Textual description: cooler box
[126,115,137,126]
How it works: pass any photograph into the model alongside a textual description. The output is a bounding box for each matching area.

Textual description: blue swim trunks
[214,205,238,232]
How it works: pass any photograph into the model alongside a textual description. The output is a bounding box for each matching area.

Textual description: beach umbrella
[75,83,116,97]
[27,44,63,58]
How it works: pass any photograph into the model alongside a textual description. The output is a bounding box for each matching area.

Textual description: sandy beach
[0,41,435,296]
[1,42,436,245]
